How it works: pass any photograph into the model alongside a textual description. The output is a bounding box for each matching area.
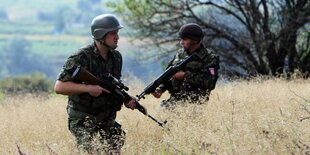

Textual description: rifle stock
[72,66,145,114]
[71,66,168,129]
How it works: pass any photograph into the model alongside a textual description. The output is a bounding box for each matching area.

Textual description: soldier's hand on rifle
[152,88,163,98]
[172,71,186,80]
[87,85,110,97]
[125,97,137,110]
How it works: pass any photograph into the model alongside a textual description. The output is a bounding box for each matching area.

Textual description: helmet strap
[98,39,117,50]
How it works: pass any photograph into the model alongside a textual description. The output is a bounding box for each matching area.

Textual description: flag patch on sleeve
[208,68,216,75]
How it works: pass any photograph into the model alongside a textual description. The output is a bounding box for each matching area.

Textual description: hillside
[0,0,163,81]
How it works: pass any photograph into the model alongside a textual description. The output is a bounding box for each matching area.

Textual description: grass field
[0,78,310,154]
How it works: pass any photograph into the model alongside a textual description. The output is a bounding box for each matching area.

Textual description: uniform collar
[91,42,100,58]
[188,44,206,59]
[91,42,114,59]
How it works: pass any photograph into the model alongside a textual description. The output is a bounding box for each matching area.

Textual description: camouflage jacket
[57,42,123,121]
[160,44,219,97]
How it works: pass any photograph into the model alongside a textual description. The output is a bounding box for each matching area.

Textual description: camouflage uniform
[160,44,219,107]
[57,43,125,153]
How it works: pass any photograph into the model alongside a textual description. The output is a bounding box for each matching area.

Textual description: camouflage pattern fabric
[57,42,125,153]
[57,42,123,116]
[160,91,210,108]
[68,117,125,154]
[160,44,219,106]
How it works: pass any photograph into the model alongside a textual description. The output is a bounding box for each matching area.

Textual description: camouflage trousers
[160,91,210,108]
[68,117,126,154]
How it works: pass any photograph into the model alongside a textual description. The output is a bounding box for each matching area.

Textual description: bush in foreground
[0,72,53,94]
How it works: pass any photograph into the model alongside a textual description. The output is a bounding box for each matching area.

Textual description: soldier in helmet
[152,23,220,108]
[54,14,137,153]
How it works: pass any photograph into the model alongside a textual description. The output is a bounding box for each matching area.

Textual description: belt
[67,106,115,126]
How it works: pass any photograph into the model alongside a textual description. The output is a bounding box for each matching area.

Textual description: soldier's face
[180,38,191,49]
[104,30,119,49]
[180,38,200,53]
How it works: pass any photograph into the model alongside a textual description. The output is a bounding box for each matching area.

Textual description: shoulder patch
[65,59,75,70]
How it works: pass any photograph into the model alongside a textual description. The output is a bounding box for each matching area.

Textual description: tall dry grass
[0,78,310,154]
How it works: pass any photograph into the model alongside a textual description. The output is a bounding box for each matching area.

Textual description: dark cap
[178,23,204,41]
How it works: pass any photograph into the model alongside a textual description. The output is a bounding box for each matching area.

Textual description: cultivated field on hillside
[0,78,310,154]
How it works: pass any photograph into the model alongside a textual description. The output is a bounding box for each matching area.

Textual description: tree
[54,8,66,34]
[108,0,310,77]
[0,9,7,19]
[296,26,310,77]
[0,72,53,94]
[3,37,53,77]
[5,37,32,75]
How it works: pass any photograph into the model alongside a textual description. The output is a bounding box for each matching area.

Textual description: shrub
[0,72,54,94]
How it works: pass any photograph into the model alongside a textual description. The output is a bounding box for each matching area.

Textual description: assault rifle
[136,53,199,99]
[71,66,168,129]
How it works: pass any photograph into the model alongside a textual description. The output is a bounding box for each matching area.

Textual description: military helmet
[178,23,204,41]
[91,14,123,40]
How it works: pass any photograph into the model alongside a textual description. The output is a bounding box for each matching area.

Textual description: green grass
[0,20,54,35]
[31,39,89,56]
[0,19,92,36]
[0,0,81,12]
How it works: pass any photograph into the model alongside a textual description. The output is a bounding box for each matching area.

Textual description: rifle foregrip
[136,103,147,115]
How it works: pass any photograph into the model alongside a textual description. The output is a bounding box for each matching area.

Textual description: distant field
[0,20,54,35]
[1,0,84,20]
[1,0,80,11]
[0,0,164,80]
[0,78,309,154]
[0,19,90,58]
[0,27,161,80]
[0,28,141,57]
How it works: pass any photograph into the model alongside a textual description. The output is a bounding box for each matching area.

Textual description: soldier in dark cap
[152,23,220,108]
[54,14,137,154]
